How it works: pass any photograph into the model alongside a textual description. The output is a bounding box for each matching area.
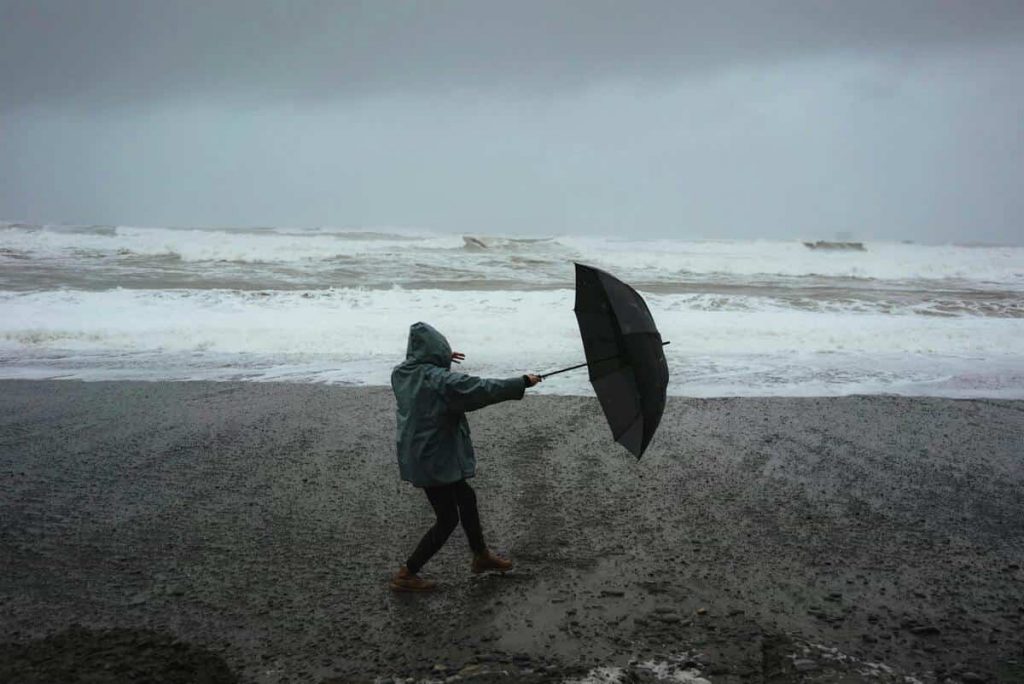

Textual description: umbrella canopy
[573,263,668,458]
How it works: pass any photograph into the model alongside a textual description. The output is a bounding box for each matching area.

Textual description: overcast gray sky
[2,1,1023,243]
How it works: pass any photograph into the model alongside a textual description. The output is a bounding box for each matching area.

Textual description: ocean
[2,221,1022,397]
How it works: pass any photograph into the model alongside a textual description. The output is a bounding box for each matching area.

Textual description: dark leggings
[405,479,486,574]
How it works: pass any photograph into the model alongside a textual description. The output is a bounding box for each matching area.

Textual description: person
[389,322,542,592]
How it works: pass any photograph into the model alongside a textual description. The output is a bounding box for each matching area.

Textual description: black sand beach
[1,381,1022,683]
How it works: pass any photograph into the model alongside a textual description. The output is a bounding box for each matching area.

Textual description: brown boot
[471,550,513,574]
[389,566,436,592]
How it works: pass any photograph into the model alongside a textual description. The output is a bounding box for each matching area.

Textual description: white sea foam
[2,221,1023,395]
[0,224,465,263]
[2,288,1022,396]
[4,288,1022,358]
[3,223,1023,287]
[564,656,711,683]
[559,236,1024,286]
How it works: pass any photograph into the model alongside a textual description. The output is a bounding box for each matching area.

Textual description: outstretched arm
[444,371,542,413]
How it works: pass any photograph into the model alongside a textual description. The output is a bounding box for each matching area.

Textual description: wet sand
[1,380,1022,683]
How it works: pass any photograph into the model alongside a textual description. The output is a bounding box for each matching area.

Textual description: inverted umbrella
[541,263,669,458]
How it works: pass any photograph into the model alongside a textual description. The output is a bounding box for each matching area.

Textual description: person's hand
[451,351,466,364]
[524,374,542,387]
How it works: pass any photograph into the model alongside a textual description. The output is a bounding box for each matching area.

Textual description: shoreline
[1,380,1022,682]
[2,374,1023,402]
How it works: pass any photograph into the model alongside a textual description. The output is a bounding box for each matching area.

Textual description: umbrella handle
[539,341,670,379]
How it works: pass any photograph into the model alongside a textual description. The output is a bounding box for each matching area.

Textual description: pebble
[653,614,681,624]
[793,658,818,672]
[127,593,149,605]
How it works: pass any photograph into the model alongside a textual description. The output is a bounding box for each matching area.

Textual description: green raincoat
[391,322,527,488]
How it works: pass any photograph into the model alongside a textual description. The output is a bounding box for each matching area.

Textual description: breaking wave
[2,222,1022,287]
[2,221,1023,396]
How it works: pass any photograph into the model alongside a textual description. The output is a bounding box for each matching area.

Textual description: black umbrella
[541,263,669,458]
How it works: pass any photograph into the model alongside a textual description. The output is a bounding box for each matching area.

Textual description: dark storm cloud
[3,0,1024,110]
[3,2,1023,243]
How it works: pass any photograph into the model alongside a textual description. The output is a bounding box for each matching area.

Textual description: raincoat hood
[404,322,452,369]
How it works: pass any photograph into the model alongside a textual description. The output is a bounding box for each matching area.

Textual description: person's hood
[403,322,452,369]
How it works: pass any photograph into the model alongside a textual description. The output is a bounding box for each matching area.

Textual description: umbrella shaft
[540,341,670,379]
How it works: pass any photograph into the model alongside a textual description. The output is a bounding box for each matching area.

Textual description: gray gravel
[1,380,1022,683]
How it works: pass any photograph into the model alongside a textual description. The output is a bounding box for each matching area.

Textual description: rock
[960,673,987,683]
[696,607,708,616]
[911,625,941,636]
